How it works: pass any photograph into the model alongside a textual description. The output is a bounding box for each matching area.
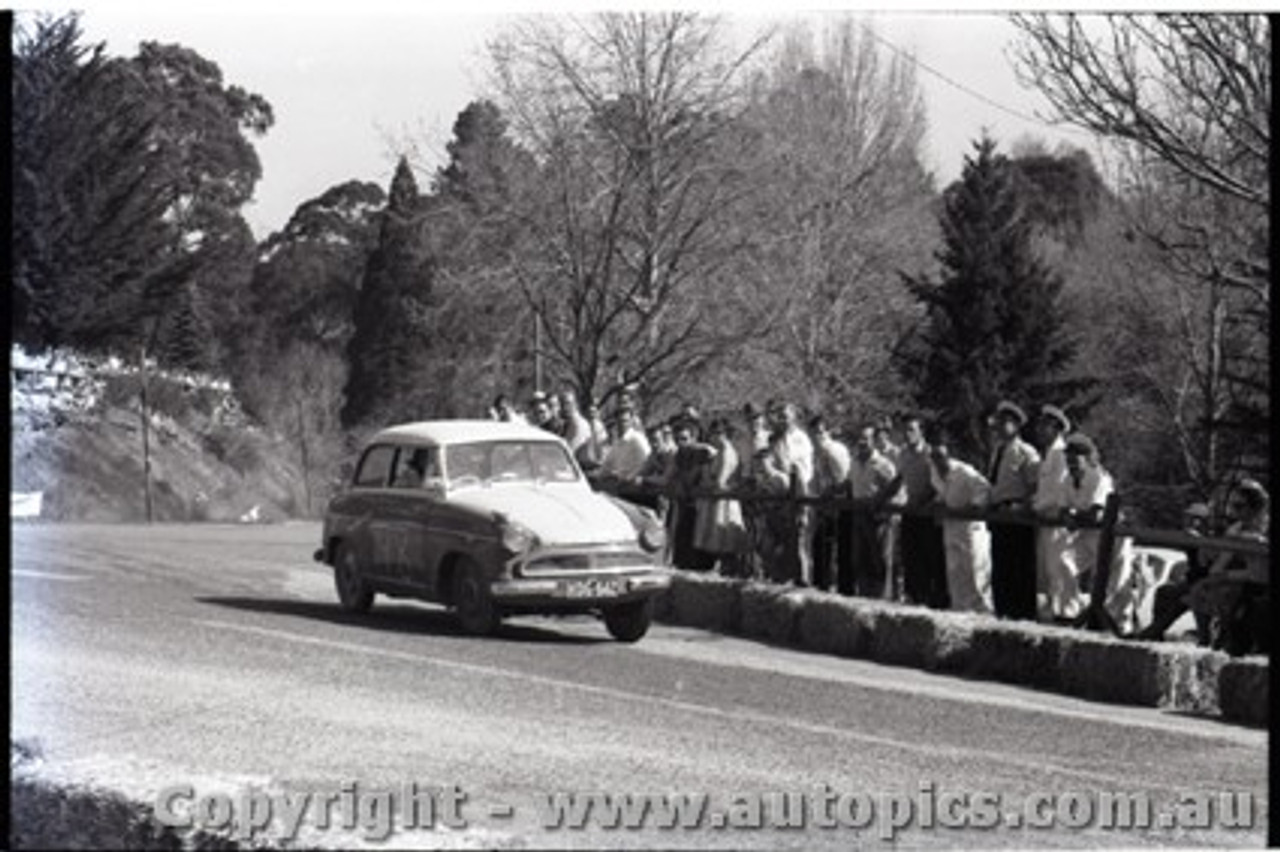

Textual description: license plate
[561,578,628,599]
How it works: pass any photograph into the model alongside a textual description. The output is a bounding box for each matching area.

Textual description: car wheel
[453,558,499,635]
[604,599,652,643]
[334,544,374,614]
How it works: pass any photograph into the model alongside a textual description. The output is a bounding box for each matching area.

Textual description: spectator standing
[1032,404,1077,621]
[757,429,801,584]
[1059,434,1140,634]
[809,415,852,591]
[529,392,561,435]
[928,432,993,614]
[666,416,716,572]
[491,394,527,424]
[898,415,949,609]
[694,418,750,576]
[736,402,771,577]
[875,419,905,597]
[557,388,593,460]
[987,401,1041,620]
[580,400,609,469]
[598,406,651,484]
[767,401,816,585]
[846,426,899,598]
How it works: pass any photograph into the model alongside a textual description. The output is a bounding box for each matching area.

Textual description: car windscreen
[443,440,580,486]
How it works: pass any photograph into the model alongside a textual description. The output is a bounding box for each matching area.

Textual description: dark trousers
[849,511,886,598]
[812,511,837,592]
[990,521,1037,619]
[901,514,949,609]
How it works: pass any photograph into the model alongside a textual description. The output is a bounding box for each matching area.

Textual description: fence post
[1075,492,1122,633]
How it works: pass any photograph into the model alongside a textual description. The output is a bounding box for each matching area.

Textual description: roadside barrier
[605,481,1267,724]
[651,572,1266,724]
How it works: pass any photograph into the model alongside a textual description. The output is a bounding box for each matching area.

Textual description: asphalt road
[11,523,1268,849]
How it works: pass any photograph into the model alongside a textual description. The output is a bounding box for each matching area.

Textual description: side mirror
[423,478,446,499]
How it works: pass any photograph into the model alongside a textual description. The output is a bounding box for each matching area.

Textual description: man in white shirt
[809,414,851,591]
[598,406,651,483]
[1032,404,1074,621]
[928,432,993,614]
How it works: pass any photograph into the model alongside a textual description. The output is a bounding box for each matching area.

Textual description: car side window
[353,445,396,488]
[391,447,438,489]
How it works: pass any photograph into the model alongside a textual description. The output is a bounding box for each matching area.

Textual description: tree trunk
[139,345,154,524]
[295,395,312,517]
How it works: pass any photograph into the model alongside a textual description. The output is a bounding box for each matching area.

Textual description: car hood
[448,484,637,545]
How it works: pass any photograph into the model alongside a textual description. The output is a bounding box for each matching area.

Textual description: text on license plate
[561,578,628,599]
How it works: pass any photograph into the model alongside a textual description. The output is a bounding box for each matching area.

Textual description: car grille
[519,550,648,575]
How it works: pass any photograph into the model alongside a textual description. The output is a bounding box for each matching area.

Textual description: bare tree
[486,13,771,409]
[1011,13,1270,493]
[732,17,936,420]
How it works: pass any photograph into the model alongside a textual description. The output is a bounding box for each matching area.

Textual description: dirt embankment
[12,367,316,523]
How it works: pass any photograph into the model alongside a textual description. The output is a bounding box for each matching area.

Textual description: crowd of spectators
[488,388,1269,655]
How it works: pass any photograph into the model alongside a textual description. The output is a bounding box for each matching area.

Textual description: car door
[386,445,440,589]
[346,443,399,581]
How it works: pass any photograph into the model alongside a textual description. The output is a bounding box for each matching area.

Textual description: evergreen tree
[896,137,1089,459]
[341,157,433,428]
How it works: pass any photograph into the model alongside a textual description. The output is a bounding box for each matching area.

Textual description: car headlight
[495,513,539,554]
[639,523,666,554]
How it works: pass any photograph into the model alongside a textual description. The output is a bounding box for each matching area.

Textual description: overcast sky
[66,3,1118,240]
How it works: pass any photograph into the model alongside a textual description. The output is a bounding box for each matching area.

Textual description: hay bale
[739,583,808,645]
[1152,644,1224,715]
[968,622,1064,690]
[668,572,742,633]
[797,594,874,658]
[1058,633,1164,706]
[871,607,939,669]
[1219,657,1269,726]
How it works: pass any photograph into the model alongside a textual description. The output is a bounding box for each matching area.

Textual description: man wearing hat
[1032,403,1076,621]
[986,400,1042,620]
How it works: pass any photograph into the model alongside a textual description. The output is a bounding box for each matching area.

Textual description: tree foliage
[897,137,1088,459]
[341,158,435,428]
[12,12,272,368]
[1011,12,1269,493]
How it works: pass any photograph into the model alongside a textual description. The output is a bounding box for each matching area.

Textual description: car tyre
[604,599,652,643]
[334,544,374,614]
[453,558,500,635]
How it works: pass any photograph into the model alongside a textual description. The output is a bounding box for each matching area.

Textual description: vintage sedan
[314,420,671,641]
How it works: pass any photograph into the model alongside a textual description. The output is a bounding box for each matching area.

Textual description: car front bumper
[489,570,672,607]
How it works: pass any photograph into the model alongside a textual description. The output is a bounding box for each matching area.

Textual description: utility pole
[534,310,544,393]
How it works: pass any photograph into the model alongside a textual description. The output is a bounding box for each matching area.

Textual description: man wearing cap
[986,400,1041,620]
[1032,403,1077,621]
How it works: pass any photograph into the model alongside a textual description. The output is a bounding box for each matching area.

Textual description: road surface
[11,523,1267,848]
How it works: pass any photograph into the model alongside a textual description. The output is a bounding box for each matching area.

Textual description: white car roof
[370,419,566,448]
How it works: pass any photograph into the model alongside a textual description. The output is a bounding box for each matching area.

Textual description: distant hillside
[11,348,312,523]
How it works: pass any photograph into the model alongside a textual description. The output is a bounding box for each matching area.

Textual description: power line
[864,25,1095,139]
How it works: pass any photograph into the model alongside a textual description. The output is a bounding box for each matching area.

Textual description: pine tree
[341,157,433,428]
[896,137,1088,459]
